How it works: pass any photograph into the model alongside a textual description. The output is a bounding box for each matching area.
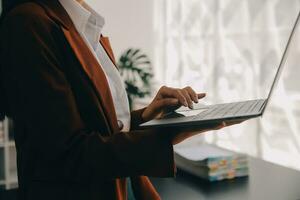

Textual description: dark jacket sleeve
[130,108,147,130]
[1,9,175,182]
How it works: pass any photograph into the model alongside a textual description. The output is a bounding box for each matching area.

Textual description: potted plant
[118,48,153,110]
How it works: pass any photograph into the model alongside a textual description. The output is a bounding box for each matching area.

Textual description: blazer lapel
[100,36,118,67]
[37,0,120,134]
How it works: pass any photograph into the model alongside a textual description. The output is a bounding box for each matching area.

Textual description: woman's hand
[142,86,206,122]
[141,85,246,145]
[169,120,244,145]
[170,122,226,145]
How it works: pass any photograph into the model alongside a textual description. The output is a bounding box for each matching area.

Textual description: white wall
[85,0,155,62]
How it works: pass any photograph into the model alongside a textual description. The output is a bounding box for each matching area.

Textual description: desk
[1,158,300,200]
[151,158,300,200]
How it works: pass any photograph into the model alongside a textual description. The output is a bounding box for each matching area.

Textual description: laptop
[140,10,300,129]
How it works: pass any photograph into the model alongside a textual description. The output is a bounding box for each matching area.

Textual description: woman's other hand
[147,120,244,145]
[170,120,244,145]
[142,86,206,122]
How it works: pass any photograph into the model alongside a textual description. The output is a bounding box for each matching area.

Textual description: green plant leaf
[118,48,153,110]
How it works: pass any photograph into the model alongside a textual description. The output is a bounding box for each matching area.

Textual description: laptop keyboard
[192,99,266,120]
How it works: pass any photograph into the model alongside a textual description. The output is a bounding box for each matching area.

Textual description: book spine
[208,168,249,182]
[207,156,248,169]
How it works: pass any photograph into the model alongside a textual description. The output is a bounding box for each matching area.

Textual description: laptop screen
[263,10,300,113]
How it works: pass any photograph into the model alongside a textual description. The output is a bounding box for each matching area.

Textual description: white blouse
[59,0,131,132]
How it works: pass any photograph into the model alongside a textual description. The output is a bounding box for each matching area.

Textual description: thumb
[143,98,179,121]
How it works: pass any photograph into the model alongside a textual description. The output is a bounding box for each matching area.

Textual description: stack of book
[174,144,249,181]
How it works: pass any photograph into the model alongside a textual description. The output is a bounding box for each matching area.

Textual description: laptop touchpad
[163,107,209,119]
[176,108,209,117]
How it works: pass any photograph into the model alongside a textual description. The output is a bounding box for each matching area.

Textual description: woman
[0,0,238,199]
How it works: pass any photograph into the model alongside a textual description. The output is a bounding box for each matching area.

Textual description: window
[154,0,300,170]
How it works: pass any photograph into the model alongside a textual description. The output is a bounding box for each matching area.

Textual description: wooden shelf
[0,118,18,190]
[0,142,14,148]
[0,181,4,187]
[8,178,18,185]
[0,142,15,149]
[7,141,15,147]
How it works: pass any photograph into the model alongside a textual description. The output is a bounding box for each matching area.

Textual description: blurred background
[1,0,300,197]
[86,0,300,171]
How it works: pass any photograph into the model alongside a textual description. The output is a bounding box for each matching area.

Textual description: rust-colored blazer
[0,1,175,199]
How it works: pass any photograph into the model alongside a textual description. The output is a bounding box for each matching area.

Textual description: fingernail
[184,101,188,107]
[172,99,179,104]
